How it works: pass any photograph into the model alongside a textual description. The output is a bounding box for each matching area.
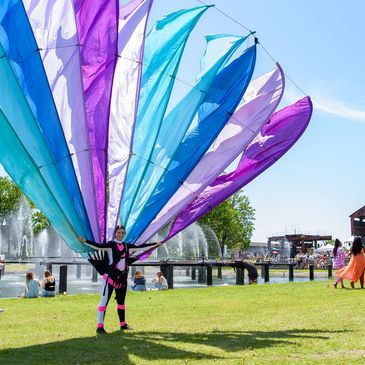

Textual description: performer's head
[114,224,126,241]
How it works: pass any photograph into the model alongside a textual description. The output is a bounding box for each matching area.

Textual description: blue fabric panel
[0,0,93,238]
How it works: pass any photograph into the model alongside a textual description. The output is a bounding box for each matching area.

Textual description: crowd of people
[295,253,333,269]
[239,249,348,270]
[235,236,365,289]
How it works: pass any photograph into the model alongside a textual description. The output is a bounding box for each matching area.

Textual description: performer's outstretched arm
[127,242,161,249]
[77,236,114,251]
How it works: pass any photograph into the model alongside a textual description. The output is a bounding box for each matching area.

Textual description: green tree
[26,198,50,234]
[31,210,50,234]
[0,177,22,219]
[199,191,255,250]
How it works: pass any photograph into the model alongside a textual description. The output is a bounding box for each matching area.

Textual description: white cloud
[285,87,365,123]
[314,95,365,123]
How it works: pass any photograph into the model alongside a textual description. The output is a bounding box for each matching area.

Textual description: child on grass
[24,272,40,298]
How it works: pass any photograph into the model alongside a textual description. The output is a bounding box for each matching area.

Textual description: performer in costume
[77,225,160,334]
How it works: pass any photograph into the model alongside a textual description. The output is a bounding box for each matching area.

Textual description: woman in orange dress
[336,236,365,289]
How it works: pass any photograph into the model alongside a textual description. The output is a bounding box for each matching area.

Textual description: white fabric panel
[106,0,152,241]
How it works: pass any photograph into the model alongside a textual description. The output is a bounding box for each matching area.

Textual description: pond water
[0,264,328,299]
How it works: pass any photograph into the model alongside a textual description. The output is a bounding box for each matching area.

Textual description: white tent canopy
[317,244,334,252]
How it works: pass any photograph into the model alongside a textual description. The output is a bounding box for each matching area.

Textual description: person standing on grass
[335,236,365,289]
[24,272,40,298]
[332,239,346,288]
[77,225,160,335]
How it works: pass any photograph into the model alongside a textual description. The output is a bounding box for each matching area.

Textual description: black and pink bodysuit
[85,239,157,330]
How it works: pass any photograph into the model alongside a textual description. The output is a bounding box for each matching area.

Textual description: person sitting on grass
[152,271,168,290]
[335,236,365,289]
[24,272,40,298]
[40,270,56,297]
[132,270,147,291]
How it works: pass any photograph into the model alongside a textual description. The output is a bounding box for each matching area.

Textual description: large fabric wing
[136,66,285,245]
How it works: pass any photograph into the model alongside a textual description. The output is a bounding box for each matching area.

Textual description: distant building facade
[350,206,365,241]
[242,241,269,256]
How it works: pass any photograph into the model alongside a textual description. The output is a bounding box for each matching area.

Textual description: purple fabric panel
[73,0,119,241]
[167,96,313,239]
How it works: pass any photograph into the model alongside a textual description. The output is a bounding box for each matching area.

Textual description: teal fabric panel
[120,6,210,228]
[0,43,88,245]
[0,109,87,253]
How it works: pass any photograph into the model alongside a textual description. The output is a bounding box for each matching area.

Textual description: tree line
[0,177,255,249]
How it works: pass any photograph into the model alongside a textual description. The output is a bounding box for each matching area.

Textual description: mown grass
[1,281,364,364]
[2,263,35,273]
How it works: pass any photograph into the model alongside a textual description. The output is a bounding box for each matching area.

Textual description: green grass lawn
[3,263,35,273]
[1,281,364,364]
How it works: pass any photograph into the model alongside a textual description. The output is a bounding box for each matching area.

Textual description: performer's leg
[115,282,129,329]
[97,278,113,331]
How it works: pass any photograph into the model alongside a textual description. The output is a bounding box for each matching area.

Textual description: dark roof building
[268,233,332,258]
[350,206,365,239]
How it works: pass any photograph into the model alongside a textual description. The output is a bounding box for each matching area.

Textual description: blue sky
[147,0,365,242]
[1,0,364,242]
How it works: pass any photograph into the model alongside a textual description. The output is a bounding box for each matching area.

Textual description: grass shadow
[0,328,349,364]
